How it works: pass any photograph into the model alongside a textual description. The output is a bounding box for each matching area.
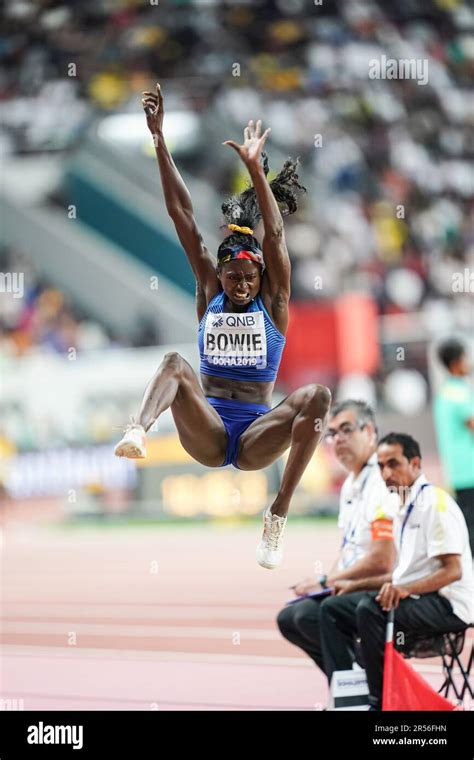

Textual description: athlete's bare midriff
[200,373,274,407]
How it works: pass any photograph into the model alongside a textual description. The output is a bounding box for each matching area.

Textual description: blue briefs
[206,396,271,469]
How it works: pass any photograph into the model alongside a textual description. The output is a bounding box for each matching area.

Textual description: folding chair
[398,624,473,703]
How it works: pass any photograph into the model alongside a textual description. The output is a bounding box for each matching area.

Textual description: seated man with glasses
[276,399,398,678]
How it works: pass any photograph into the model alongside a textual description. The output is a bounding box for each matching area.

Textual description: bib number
[203,311,267,369]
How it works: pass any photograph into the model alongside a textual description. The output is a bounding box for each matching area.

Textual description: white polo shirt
[337,453,398,570]
[393,474,473,625]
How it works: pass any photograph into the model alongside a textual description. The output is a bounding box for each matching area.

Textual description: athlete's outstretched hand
[141,82,164,135]
[222,119,271,167]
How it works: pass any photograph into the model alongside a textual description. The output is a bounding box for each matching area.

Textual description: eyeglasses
[325,423,366,442]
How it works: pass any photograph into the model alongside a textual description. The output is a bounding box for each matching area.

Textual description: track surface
[1,520,470,710]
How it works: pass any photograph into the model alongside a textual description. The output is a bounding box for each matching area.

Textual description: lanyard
[341,464,374,548]
[399,482,430,549]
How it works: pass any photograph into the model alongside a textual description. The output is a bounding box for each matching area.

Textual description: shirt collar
[401,473,427,510]
[348,452,377,496]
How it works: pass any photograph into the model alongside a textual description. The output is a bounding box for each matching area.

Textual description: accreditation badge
[341,542,357,569]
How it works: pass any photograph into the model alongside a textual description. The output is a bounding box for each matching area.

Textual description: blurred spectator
[434,337,474,553]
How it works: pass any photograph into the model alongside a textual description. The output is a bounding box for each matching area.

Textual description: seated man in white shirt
[319,432,473,710]
[276,400,397,675]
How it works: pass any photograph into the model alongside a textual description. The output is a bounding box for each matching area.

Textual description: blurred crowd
[1,0,472,327]
[0,247,153,453]
[0,246,161,356]
[0,247,107,356]
[0,0,472,472]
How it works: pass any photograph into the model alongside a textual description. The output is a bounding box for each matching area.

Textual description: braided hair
[217,152,306,266]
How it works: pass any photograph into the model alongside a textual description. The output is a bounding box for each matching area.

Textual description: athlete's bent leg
[116,352,228,467]
[237,383,330,569]
[237,383,332,516]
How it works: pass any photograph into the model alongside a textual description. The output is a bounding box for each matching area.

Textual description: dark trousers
[276,597,327,674]
[455,487,474,556]
[319,591,467,708]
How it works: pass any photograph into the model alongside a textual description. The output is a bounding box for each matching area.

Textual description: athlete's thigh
[169,357,227,467]
[236,389,306,471]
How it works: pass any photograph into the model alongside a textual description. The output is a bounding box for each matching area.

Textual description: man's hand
[376,582,410,611]
[222,119,271,168]
[141,82,164,135]
[333,579,357,595]
[290,577,322,597]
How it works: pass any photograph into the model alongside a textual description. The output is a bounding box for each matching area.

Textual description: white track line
[1,644,451,675]
[0,692,314,711]
[1,621,279,639]
[1,644,312,666]
[1,604,279,620]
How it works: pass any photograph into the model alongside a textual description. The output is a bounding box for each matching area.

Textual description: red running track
[0,520,470,711]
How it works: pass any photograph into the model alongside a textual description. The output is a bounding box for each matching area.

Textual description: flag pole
[382,608,395,711]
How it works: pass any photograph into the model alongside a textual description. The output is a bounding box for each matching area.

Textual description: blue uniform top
[198,289,286,382]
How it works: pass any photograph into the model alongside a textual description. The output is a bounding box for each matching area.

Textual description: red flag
[382,639,455,711]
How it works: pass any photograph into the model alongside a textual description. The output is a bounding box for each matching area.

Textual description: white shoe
[114,421,147,459]
[256,507,287,569]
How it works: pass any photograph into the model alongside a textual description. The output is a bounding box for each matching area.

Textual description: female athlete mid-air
[115,83,332,569]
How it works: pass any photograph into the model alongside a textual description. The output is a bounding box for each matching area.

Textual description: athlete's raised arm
[142,83,217,297]
[223,120,305,321]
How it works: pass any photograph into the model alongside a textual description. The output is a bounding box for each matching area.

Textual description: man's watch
[318,574,328,589]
